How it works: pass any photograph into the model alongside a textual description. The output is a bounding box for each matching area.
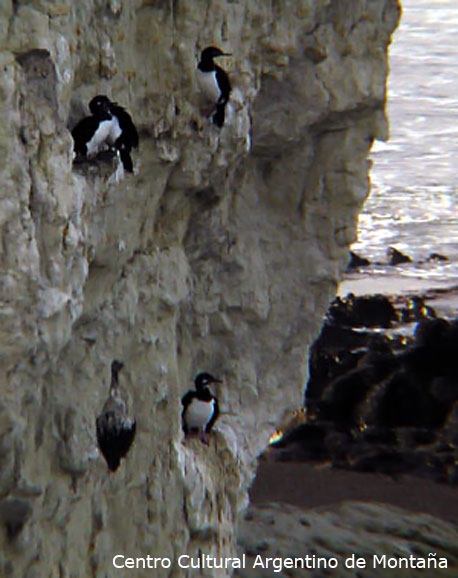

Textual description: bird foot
[185,431,210,445]
[199,432,210,445]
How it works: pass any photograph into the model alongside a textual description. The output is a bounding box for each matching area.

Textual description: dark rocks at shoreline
[328,293,397,327]
[271,295,458,485]
[387,246,412,266]
[305,291,436,406]
[347,251,371,270]
[428,252,449,262]
[326,292,435,330]
[399,295,437,322]
[345,248,450,271]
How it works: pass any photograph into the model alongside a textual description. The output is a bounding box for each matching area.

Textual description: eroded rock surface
[237,502,458,578]
[0,1,399,575]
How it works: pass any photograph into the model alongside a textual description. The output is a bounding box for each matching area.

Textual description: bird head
[200,46,232,62]
[89,95,112,117]
[194,372,222,390]
[111,359,124,375]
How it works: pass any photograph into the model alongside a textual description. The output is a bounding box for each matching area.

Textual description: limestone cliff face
[0,1,399,576]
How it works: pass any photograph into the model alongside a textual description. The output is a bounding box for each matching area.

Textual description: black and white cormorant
[182,372,222,441]
[72,95,139,172]
[197,46,232,127]
[96,360,136,472]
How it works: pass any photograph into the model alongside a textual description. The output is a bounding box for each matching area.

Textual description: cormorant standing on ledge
[197,46,232,127]
[182,372,222,442]
[96,360,136,472]
[72,95,138,172]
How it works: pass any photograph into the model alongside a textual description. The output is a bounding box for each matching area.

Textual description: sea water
[346,0,458,304]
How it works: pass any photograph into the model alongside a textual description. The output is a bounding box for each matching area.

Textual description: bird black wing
[71,116,100,156]
[212,103,226,128]
[117,418,136,459]
[214,65,231,104]
[181,390,197,433]
[118,148,134,173]
[96,413,136,472]
[110,104,139,149]
[205,396,219,433]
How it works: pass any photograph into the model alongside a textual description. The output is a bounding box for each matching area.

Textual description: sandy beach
[251,460,458,525]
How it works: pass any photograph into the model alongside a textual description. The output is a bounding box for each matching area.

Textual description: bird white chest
[197,70,221,103]
[86,116,122,156]
[185,398,215,431]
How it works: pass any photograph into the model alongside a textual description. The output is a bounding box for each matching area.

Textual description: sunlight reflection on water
[351,0,458,285]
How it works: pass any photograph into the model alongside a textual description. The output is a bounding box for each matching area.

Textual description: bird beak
[213,378,223,383]
[218,52,232,57]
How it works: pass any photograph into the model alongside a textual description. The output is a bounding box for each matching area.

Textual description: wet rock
[363,369,448,429]
[312,338,398,426]
[328,294,398,328]
[428,252,448,262]
[275,291,458,483]
[399,295,437,322]
[347,447,419,476]
[404,318,458,381]
[312,322,372,351]
[396,427,437,448]
[387,246,412,265]
[413,317,450,350]
[271,423,329,462]
[346,250,371,270]
[307,350,365,414]
[431,377,458,404]
[419,448,455,484]
[306,324,370,405]
[448,463,458,485]
[319,366,377,425]
[359,425,397,445]
[325,431,353,464]
[442,402,458,447]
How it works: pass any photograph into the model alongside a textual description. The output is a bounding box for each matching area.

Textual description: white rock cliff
[0,1,400,576]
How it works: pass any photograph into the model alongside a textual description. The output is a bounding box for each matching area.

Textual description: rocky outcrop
[272,295,457,485]
[0,1,400,575]
[237,502,458,578]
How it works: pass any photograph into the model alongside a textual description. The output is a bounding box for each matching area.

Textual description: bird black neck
[110,371,119,390]
[195,386,213,402]
[95,110,112,122]
[198,55,216,73]
[110,360,123,390]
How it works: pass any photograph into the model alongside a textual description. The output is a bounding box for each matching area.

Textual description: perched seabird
[182,372,222,441]
[96,360,136,472]
[72,95,139,172]
[72,96,118,159]
[106,99,139,172]
[197,46,231,127]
